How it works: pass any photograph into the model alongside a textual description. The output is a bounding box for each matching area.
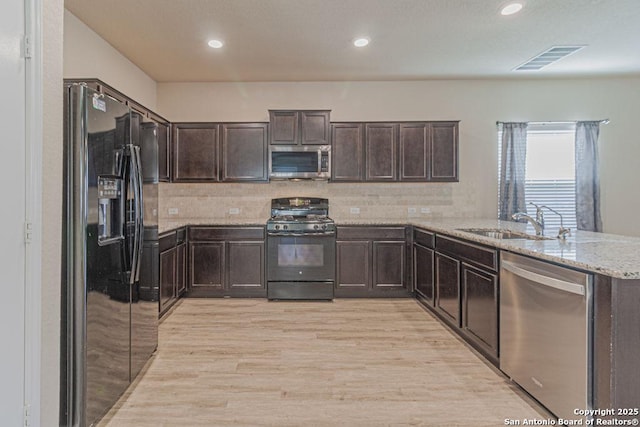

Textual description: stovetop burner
[266,197,335,235]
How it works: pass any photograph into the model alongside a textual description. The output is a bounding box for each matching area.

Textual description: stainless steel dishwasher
[500,252,593,419]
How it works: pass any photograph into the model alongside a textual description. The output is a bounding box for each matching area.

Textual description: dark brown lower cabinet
[435,252,461,326]
[227,241,265,295]
[188,226,265,298]
[159,248,176,313]
[461,263,498,362]
[414,244,434,305]
[176,242,186,295]
[159,227,187,316]
[335,226,410,297]
[415,231,499,366]
[189,242,225,295]
[335,240,369,294]
[372,241,405,290]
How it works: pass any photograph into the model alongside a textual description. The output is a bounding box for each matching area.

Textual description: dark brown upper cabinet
[269,110,330,145]
[173,122,268,183]
[365,123,398,181]
[172,123,220,182]
[331,123,364,182]
[399,123,429,181]
[331,121,458,183]
[429,122,459,181]
[155,121,170,182]
[221,123,268,182]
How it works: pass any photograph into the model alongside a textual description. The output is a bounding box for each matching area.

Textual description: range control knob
[321,224,327,229]
[274,225,280,230]
[283,225,289,230]
[314,224,319,230]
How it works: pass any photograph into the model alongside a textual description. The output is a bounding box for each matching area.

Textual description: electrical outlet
[168,208,179,215]
[350,207,360,214]
[407,207,417,215]
[421,207,431,214]
[229,208,240,215]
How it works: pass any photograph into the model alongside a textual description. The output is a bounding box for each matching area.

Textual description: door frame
[24,0,44,424]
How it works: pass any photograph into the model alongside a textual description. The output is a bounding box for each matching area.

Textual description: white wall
[157,79,640,236]
[63,9,157,110]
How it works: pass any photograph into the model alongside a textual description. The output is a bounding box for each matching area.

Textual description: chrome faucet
[540,205,571,240]
[511,202,545,236]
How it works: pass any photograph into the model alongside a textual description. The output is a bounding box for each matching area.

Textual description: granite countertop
[160,218,640,279]
[407,218,640,280]
[160,219,265,233]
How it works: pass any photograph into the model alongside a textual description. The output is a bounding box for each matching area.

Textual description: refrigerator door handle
[129,144,144,283]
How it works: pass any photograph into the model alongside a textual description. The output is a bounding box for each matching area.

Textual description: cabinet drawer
[159,231,177,251]
[413,228,435,248]
[188,226,265,241]
[337,226,406,240]
[435,235,497,271]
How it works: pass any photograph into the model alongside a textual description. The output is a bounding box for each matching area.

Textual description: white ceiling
[64,0,640,82]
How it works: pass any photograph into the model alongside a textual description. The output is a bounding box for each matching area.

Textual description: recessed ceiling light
[353,38,370,48]
[207,39,224,49]
[501,2,523,15]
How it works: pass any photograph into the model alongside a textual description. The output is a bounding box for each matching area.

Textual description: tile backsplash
[159,181,482,231]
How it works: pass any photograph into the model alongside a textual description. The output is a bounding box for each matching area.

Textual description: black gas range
[266,197,336,300]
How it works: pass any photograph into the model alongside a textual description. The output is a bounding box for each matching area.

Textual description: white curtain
[498,123,528,221]
[575,121,602,231]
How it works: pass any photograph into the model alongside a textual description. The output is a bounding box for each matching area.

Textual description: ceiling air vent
[514,46,586,71]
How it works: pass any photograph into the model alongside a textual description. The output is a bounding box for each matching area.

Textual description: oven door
[267,234,335,282]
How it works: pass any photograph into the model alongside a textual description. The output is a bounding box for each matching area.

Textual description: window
[498,123,577,232]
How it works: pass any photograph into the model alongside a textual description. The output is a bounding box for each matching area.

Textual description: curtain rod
[496,119,610,125]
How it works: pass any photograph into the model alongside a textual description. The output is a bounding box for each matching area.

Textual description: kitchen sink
[456,228,553,240]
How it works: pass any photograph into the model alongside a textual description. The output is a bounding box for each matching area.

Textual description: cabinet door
[269,111,298,145]
[336,240,370,296]
[159,248,176,313]
[172,123,219,182]
[221,123,268,182]
[175,242,186,296]
[331,123,364,181]
[189,242,224,296]
[400,123,429,181]
[365,123,398,181]
[462,263,498,360]
[435,252,461,325]
[157,122,170,182]
[300,111,330,145]
[414,244,434,304]
[429,122,458,182]
[372,241,406,290]
[227,241,265,296]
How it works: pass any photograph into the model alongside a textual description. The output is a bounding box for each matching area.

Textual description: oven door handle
[267,231,335,237]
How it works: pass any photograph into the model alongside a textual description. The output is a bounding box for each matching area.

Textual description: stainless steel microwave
[268,145,331,180]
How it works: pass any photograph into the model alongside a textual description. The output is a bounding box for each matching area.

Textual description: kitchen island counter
[407,218,640,280]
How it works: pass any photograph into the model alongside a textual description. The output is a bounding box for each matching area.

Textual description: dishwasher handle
[502,260,585,295]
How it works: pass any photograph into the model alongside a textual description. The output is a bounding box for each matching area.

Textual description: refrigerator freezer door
[64,85,132,427]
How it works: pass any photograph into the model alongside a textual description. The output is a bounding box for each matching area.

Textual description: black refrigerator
[60,82,159,426]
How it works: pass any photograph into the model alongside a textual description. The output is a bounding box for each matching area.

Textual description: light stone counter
[407,218,640,279]
[160,219,265,233]
[161,217,640,279]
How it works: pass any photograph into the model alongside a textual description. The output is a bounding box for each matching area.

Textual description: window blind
[497,123,577,233]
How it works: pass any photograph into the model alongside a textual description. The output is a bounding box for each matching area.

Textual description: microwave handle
[320,150,329,173]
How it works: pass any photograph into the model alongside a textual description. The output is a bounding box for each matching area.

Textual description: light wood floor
[100,299,544,426]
